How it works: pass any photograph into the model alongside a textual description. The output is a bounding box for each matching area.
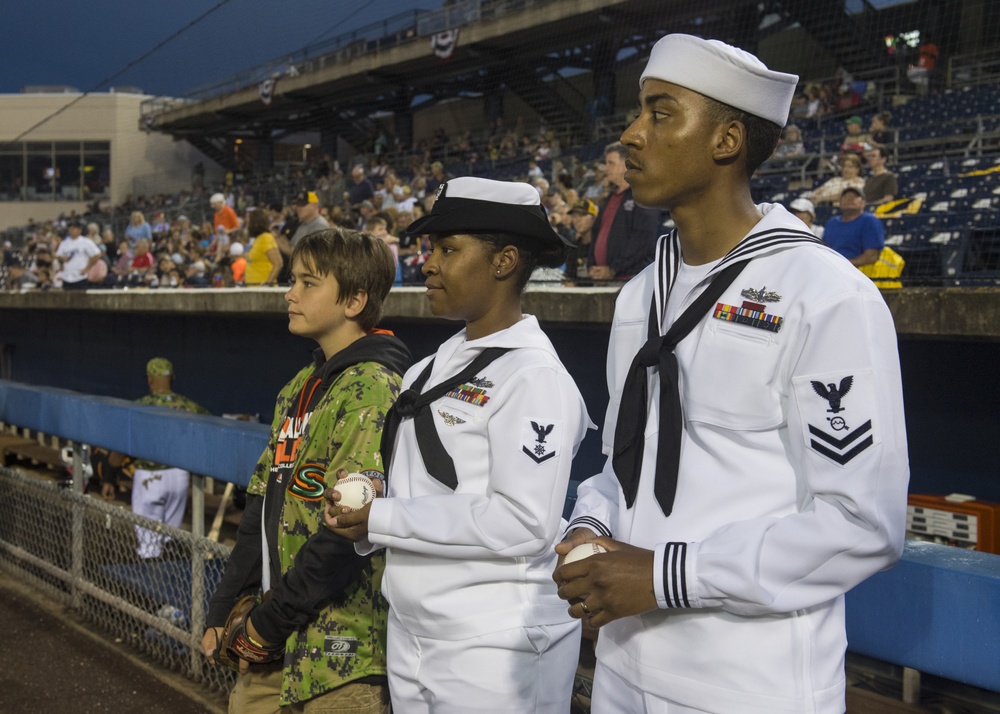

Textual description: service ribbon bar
[446,384,491,406]
[713,302,783,333]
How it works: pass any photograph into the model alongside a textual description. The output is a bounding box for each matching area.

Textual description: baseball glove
[214,594,284,670]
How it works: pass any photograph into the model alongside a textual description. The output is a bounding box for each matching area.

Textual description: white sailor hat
[404,177,575,249]
[639,34,799,127]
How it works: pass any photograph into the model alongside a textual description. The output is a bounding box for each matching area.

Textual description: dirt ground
[0,577,224,714]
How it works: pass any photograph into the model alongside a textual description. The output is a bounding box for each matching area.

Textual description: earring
[496,269,501,275]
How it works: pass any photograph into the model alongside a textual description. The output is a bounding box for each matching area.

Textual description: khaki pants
[229,662,389,714]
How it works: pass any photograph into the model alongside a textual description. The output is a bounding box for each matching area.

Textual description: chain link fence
[0,467,237,703]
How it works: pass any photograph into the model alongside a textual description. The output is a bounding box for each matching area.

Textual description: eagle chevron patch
[793,369,880,467]
[521,417,561,465]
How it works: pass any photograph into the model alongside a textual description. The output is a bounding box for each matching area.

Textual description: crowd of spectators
[1,71,997,293]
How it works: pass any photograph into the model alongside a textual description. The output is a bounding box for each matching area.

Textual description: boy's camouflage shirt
[247,360,400,705]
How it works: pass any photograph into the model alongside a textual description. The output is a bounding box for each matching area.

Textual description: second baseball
[563,542,608,564]
[334,473,375,511]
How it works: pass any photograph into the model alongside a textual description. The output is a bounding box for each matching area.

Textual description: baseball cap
[841,186,866,200]
[569,199,599,217]
[404,177,575,249]
[210,193,225,205]
[639,34,799,127]
[229,242,245,257]
[292,191,319,206]
[789,198,815,216]
[845,115,863,126]
[146,357,173,377]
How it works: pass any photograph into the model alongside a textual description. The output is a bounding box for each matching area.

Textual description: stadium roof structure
[139,0,923,167]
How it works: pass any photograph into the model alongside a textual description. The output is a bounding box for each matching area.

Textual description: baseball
[563,542,607,564]
[333,473,375,511]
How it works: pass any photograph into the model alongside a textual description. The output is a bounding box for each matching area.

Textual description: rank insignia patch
[446,380,492,407]
[714,302,783,333]
[794,370,879,467]
[521,418,560,464]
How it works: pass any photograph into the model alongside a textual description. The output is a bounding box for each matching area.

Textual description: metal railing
[2,380,1000,706]
[0,467,237,702]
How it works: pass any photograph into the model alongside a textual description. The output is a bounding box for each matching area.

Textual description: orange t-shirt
[214,205,240,232]
[231,256,246,283]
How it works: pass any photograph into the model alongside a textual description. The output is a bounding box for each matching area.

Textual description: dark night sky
[1,0,432,98]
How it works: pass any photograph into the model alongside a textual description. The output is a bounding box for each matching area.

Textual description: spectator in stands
[2,256,37,291]
[356,200,377,231]
[124,211,152,247]
[129,357,210,558]
[808,153,866,205]
[55,221,103,291]
[151,212,171,236]
[204,228,407,713]
[244,208,283,286]
[126,239,155,285]
[907,35,939,93]
[567,198,598,282]
[425,160,450,196]
[207,224,231,264]
[210,192,241,236]
[186,245,210,286]
[86,245,110,286]
[773,124,805,159]
[803,85,825,127]
[789,197,824,239]
[555,168,580,208]
[228,242,247,283]
[864,146,899,205]
[85,222,102,245]
[868,111,892,147]
[823,187,884,267]
[111,241,133,283]
[365,213,401,284]
[394,184,416,213]
[100,228,117,261]
[346,164,376,208]
[278,191,330,259]
[588,141,662,281]
[840,116,872,154]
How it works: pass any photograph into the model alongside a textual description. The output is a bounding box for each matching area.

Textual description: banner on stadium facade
[432,29,460,59]
[259,78,276,106]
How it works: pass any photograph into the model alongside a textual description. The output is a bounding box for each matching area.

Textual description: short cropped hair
[701,97,783,179]
[365,215,388,232]
[604,141,628,161]
[291,228,395,331]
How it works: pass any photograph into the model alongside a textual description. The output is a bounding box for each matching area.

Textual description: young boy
[203,228,411,713]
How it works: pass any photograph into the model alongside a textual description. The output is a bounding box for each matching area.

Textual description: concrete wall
[0,286,998,500]
[0,92,221,230]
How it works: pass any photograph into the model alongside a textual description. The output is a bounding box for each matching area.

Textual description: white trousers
[591,661,712,714]
[132,466,189,558]
[386,608,580,713]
